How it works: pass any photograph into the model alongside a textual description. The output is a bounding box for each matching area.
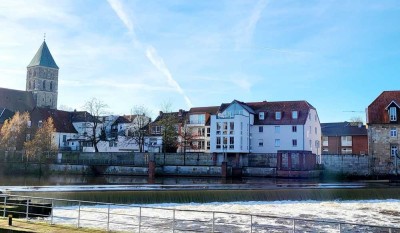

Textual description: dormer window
[259,112,265,120]
[292,111,298,119]
[390,107,397,121]
[275,112,281,120]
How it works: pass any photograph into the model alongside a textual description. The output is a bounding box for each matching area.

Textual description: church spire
[27,41,59,69]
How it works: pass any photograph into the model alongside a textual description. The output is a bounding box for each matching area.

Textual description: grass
[0,218,109,233]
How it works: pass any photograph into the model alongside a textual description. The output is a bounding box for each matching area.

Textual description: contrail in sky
[107,0,193,108]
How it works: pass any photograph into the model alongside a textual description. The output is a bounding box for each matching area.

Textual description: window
[315,127,317,134]
[206,128,210,137]
[217,122,222,135]
[152,126,161,134]
[292,126,297,132]
[189,114,205,124]
[43,80,46,90]
[207,141,210,150]
[308,113,311,120]
[309,140,312,148]
[258,139,263,147]
[38,120,43,128]
[309,126,312,134]
[391,145,398,157]
[275,126,280,133]
[50,81,53,91]
[390,107,397,121]
[341,136,352,147]
[292,111,298,119]
[27,121,31,128]
[275,112,281,120]
[259,126,263,132]
[259,112,265,120]
[223,122,228,135]
[342,148,352,154]
[322,136,328,146]
[62,135,67,142]
[229,137,234,149]
[216,137,221,149]
[230,122,234,134]
[275,139,280,147]
[390,128,397,137]
[292,139,297,147]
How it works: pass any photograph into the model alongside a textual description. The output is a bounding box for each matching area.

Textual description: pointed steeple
[27,41,59,69]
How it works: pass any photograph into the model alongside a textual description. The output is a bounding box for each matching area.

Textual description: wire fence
[0,194,399,233]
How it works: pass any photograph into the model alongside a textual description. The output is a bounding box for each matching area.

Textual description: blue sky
[0,0,399,122]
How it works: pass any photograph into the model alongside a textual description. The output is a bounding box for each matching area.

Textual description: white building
[210,100,321,155]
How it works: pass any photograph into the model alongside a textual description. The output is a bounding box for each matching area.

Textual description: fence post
[50,199,54,225]
[77,201,81,228]
[250,215,253,233]
[172,209,175,233]
[212,212,215,233]
[3,196,7,218]
[338,223,341,233]
[107,204,110,232]
[292,219,295,233]
[26,199,29,220]
[138,207,141,233]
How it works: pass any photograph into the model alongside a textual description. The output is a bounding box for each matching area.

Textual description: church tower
[26,40,59,109]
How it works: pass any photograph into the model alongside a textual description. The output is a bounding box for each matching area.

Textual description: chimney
[358,122,362,128]
[159,111,163,116]
[178,109,183,117]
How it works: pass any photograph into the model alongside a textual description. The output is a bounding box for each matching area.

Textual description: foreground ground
[0,218,107,233]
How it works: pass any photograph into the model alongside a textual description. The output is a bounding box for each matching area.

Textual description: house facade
[367,91,400,174]
[321,122,368,155]
[210,100,321,155]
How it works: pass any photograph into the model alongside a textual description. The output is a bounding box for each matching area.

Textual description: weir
[9,187,400,205]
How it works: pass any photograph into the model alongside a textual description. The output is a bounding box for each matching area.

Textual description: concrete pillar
[148,161,156,180]
[299,153,304,170]
[221,162,227,178]
[288,153,292,171]
[277,152,282,170]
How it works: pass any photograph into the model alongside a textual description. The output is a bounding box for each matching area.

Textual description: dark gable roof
[152,110,188,125]
[70,111,100,123]
[252,101,315,125]
[367,91,400,124]
[216,100,315,125]
[0,88,35,112]
[30,107,77,134]
[27,41,59,69]
[0,108,15,124]
[189,106,219,114]
[321,122,367,137]
[218,100,255,114]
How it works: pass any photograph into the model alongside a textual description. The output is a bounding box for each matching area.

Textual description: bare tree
[0,112,30,151]
[83,98,108,152]
[127,105,151,152]
[349,116,364,126]
[178,122,198,155]
[158,101,179,153]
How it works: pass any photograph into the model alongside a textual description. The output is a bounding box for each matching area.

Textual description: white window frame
[259,112,265,120]
[275,112,281,120]
[292,125,297,132]
[390,128,397,137]
[391,145,398,157]
[390,107,397,121]
[292,111,298,119]
[275,139,280,147]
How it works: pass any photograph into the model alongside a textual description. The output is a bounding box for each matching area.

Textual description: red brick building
[321,122,368,155]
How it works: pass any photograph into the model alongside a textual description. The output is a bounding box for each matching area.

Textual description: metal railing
[0,194,399,232]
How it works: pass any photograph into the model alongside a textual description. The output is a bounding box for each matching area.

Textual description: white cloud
[107,0,193,108]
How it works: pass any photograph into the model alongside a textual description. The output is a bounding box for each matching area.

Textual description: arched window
[33,80,36,89]
[43,80,46,90]
[28,81,31,89]
[50,81,53,91]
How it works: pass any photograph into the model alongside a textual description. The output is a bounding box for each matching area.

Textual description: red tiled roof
[367,91,400,124]
[250,101,315,125]
[30,107,77,133]
[189,106,219,114]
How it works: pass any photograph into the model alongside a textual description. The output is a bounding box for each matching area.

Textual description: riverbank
[0,218,107,233]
